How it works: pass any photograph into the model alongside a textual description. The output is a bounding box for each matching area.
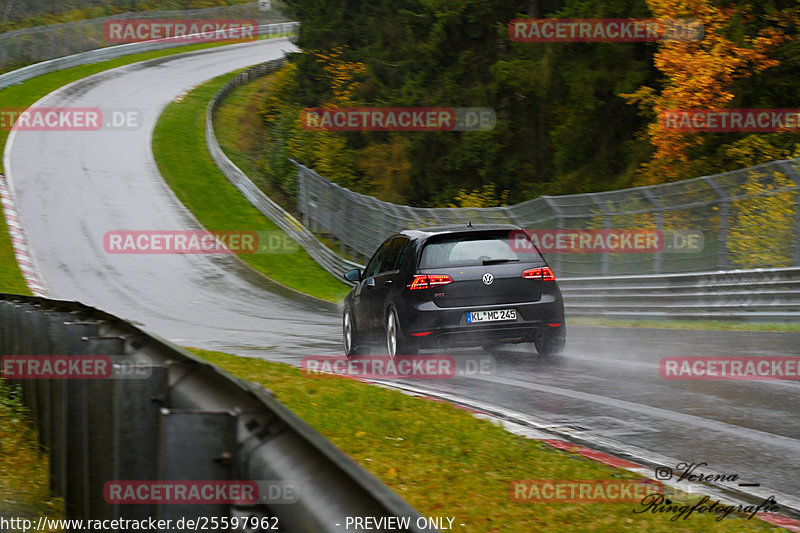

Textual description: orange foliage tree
[622,0,784,185]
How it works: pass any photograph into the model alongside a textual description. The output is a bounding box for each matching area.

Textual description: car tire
[343,307,361,358]
[386,307,417,358]
[534,328,566,357]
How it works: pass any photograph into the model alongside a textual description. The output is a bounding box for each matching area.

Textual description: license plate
[466,309,517,323]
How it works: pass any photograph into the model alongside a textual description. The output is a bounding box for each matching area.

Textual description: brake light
[521,267,556,281]
[408,274,453,290]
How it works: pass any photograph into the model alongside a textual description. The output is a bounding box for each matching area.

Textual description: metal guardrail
[559,267,800,320]
[0,1,291,72]
[206,58,362,283]
[0,293,435,531]
[0,20,298,91]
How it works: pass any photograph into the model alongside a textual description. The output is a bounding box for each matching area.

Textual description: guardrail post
[85,335,126,519]
[28,307,52,459]
[115,361,167,520]
[157,410,237,520]
[63,320,100,519]
[293,159,309,226]
[47,310,74,499]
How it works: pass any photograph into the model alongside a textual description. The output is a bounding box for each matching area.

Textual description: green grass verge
[569,316,800,332]
[213,71,368,265]
[188,347,781,532]
[0,379,63,520]
[0,218,30,296]
[151,72,351,303]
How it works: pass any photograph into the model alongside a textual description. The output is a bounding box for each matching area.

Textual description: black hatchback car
[341,224,566,357]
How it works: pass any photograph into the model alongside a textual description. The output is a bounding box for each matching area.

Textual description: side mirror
[343,268,362,282]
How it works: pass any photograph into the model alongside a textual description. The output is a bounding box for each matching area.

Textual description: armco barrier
[0,293,436,531]
[206,58,362,282]
[0,1,291,72]
[0,21,299,90]
[559,266,800,321]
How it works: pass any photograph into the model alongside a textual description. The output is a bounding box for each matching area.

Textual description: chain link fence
[294,159,800,277]
[0,1,290,72]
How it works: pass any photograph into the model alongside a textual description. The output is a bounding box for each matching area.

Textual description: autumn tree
[622,0,784,185]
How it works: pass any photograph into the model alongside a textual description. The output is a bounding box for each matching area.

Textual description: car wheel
[386,307,417,358]
[534,329,566,357]
[343,307,360,358]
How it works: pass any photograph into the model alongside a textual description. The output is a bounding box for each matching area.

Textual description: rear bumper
[401,297,565,349]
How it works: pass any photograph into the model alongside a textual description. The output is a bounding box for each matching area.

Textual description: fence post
[703,176,729,270]
[640,188,663,275]
[777,160,800,267]
[541,196,563,276]
[589,194,611,276]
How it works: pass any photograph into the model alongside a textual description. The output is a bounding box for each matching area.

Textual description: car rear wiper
[482,258,519,265]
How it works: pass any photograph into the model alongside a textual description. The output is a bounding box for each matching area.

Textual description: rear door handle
[384,280,393,287]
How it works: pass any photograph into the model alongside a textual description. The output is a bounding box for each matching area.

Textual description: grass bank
[152,72,351,303]
[0,379,62,520]
[189,347,781,532]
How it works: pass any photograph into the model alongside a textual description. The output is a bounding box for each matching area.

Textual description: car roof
[399,223,521,240]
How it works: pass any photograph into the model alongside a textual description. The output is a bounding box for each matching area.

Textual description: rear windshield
[419,231,543,268]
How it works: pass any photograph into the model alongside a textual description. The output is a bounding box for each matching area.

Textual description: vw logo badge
[482,273,494,285]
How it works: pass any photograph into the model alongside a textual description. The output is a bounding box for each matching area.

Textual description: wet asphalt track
[5,39,800,506]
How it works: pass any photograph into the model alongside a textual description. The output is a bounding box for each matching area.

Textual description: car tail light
[521,267,556,281]
[407,274,453,290]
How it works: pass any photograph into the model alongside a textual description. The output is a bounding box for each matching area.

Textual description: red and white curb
[0,174,50,297]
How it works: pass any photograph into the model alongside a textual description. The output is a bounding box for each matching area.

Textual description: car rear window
[419,231,543,268]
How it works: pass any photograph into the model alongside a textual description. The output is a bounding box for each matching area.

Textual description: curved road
[5,39,340,358]
[6,39,800,510]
